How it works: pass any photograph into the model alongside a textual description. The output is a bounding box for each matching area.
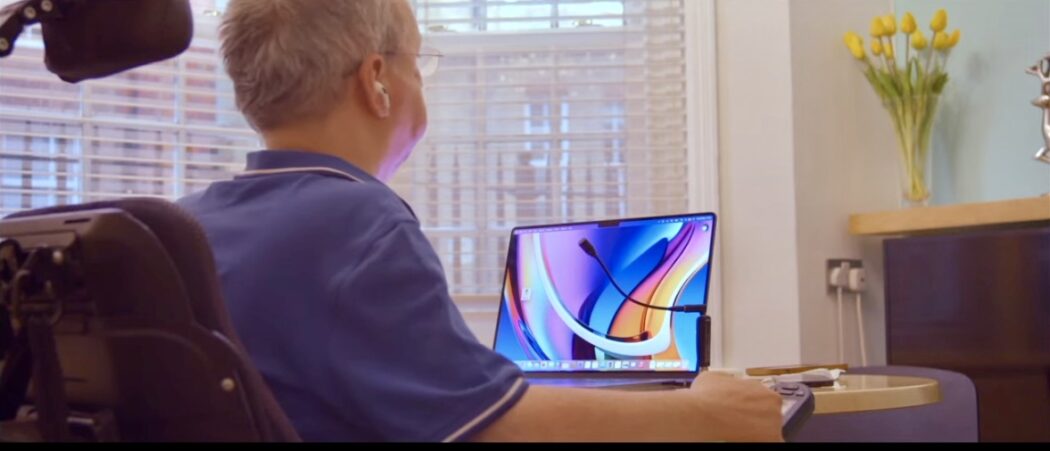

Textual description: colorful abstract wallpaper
[493,214,715,373]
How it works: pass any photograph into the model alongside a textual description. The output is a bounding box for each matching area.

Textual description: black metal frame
[0,0,76,59]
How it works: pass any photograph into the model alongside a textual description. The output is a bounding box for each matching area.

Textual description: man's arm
[473,372,784,442]
[322,196,779,442]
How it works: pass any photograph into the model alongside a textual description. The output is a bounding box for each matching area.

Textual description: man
[177,0,782,442]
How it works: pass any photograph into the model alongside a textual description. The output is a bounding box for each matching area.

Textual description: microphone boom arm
[0,0,67,59]
[578,238,705,314]
[578,238,712,370]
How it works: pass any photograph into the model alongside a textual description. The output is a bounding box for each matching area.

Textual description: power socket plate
[826,259,863,293]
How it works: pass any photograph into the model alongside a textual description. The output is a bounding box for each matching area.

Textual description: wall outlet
[826,259,863,293]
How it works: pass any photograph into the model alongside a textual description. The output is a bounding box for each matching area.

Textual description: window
[400,0,693,298]
[0,0,698,302]
[0,0,251,215]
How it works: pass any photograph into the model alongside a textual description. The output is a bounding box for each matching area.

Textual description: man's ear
[357,54,391,119]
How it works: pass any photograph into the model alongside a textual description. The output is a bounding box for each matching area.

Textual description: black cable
[578,239,705,314]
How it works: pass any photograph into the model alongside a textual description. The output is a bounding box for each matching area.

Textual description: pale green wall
[895,0,1050,204]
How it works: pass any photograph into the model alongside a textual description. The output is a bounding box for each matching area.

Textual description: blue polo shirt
[177,150,527,442]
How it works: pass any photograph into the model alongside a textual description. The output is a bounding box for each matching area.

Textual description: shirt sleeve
[324,216,528,442]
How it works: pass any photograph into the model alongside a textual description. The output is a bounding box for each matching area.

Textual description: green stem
[905,35,911,64]
[896,99,916,199]
[882,37,898,77]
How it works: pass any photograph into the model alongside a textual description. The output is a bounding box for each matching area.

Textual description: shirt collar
[244,149,419,219]
[245,150,380,184]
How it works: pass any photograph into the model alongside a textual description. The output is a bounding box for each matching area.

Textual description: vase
[896,132,932,208]
[884,91,939,208]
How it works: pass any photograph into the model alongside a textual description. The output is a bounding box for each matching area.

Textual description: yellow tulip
[933,32,950,50]
[871,17,886,37]
[911,31,928,50]
[901,12,917,34]
[848,38,866,60]
[871,39,883,56]
[843,31,860,48]
[930,9,947,33]
[884,42,895,59]
[948,29,961,48]
[881,15,897,35]
[842,32,869,60]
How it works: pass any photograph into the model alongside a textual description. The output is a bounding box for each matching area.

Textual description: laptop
[491,212,717,389]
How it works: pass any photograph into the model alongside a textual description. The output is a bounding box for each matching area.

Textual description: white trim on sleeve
[441,378,527,443]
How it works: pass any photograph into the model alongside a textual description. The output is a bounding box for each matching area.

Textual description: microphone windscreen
[578,239,598,257]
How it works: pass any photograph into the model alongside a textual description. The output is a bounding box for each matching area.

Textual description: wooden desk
[810,375,940,415]
[709,370,942,415]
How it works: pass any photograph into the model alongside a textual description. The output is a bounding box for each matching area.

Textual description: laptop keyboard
[529,378,692,390]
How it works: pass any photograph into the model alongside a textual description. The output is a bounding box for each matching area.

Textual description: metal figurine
[1027,54,1050,164]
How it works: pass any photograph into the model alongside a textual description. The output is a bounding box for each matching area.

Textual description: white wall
[716,0,900,368]
[789,0,898,367]
[896,0,1050,204]
[715,0,804,369]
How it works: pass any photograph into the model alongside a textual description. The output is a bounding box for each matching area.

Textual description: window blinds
[0,0,691,300]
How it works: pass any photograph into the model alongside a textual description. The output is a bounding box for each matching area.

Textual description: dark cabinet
[884,226,1050,441]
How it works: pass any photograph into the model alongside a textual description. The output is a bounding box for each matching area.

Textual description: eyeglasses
[416,47,444,78]
[386,47,444,78]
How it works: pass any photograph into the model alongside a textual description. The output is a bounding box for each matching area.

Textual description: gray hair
[220,0,407,130]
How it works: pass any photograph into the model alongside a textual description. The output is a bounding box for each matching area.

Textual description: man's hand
[687,372,785,442]
[474,372,786,442]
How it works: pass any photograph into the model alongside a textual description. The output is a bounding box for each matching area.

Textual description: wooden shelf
[849,196,1050,236]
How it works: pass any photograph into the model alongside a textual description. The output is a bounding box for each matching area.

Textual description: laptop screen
[492,213,716,375]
